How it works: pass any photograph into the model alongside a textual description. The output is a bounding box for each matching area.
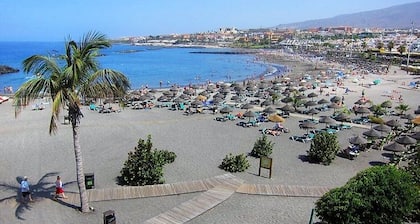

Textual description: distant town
[116,26,420,73]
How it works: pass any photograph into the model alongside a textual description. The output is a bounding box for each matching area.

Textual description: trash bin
[84,173,95,189]
[103,210,116,224]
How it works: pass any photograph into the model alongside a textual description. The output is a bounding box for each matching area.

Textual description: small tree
[307,132,340,165]
[369,103,387,116]
[119,135,176,186]
[316,166,420,224]
[398,45,406,55]
[376,41,384,50]
[395,103,410,116]
[250,134,274,158]
[270,92,280,105]
[387,41,394,52]
[219,153,250,172]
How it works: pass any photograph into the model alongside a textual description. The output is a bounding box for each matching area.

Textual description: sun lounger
[289,133,315,143]
[215,116,228,122]
[89,103,98,111]
[225,114,236,120]
[342,145,360,160]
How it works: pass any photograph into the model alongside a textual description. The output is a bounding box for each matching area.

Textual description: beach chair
[215,116,227,122]
[342,145,360,160]
[226,114,236,120]
[289,133,315,143]
[89,103,97,111]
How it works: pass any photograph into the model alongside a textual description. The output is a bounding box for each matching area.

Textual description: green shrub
[307,132,340,165]
[219,153,250,172]
[118,135,176,186]
[250,134,274,158]
[316,166,420,224]
[368,115,384,124]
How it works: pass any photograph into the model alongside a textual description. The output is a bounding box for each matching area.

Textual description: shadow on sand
[0,172,77,220]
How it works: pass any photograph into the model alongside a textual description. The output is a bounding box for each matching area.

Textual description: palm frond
[22,55,61,77]
[83,69,130,98]
[14,77,52,115]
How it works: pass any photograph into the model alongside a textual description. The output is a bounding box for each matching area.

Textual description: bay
[0,42,273,92]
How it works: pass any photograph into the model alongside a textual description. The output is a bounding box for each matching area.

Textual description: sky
[0,0,419,41]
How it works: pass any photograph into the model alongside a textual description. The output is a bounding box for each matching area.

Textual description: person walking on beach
[20,176,33,202]
[54,176,68,199]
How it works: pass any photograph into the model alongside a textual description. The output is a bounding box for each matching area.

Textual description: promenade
[50,174,329,223]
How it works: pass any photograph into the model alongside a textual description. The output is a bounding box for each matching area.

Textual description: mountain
[274,2,420,29]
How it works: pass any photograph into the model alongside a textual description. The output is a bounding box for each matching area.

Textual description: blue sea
[0,42,282,92]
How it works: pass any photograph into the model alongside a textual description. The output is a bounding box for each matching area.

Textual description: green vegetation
[307,132,340,165]
[250,134,274,158]
[119,135,176,186]
[368,115,384,124]
[395,103,410,116]
[13,31,130,212]
[316,166,420,224]
[219,153,250,172]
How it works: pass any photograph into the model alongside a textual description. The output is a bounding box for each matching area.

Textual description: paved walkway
[61,174,331,223]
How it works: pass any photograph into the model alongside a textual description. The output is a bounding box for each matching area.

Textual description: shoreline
[0,48,419,223]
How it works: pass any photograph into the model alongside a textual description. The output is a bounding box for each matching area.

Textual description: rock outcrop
[0,65,19,75]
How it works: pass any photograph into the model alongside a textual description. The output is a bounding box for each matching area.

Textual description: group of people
[20,175,68,203]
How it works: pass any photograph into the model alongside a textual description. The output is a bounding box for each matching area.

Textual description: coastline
[0,47,419,223]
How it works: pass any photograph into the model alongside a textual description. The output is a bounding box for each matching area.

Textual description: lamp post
[406,22,414,73]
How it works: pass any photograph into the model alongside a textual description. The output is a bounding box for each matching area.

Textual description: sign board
[259,156,273,178]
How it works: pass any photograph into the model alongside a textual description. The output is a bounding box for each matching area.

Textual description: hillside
[275,2,420,29]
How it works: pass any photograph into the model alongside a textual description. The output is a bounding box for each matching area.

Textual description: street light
[406,21,414,73]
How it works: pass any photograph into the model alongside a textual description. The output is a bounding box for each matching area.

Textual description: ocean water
[0,42,280,92]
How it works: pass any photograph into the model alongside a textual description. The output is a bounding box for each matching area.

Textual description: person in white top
[54,176,68,199]
[20,176,33,202]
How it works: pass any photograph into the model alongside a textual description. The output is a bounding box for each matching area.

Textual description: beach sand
[0,54,419,223]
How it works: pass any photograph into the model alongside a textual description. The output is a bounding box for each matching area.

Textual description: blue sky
[1,0,418,41]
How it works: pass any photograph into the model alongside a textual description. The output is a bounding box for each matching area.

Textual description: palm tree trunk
[71,115,90,212]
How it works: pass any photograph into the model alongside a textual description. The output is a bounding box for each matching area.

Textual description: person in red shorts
[54,176,68,199]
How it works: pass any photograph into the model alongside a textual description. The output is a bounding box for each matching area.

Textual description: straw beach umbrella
[356,106,370,116]
[317,98,329,105]
[306,108,320,119]
[395,135,417,145]
[363,129,382,139]
[373,124,392,134]
[385,119,401,129]
[349,136,368,145]
[263,106,277,114]
[383,142,407,152]
[280,104,295,112]
[334,113,350,123]
[243,110,256,122]
[268,114,285,123]
[299,121,316,134]
[219,106,233,114]
[410,132,420,140]
[412,116,420,125]
[241,103,254,111]
[330,96,341,103]
[319,116,336,127]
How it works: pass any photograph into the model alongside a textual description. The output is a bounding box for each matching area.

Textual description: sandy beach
[0,53,419,223]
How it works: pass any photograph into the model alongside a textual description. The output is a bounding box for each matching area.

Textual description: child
[55,176,68,199]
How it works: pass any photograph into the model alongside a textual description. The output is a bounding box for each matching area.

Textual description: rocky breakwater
[0,65,19,75]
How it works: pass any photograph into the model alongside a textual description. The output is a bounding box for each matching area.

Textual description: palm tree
[397,45,406,55]
[370,103,387,117]
[387,41,394,52]
[13,32,130,212]
[395,103,410,116]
